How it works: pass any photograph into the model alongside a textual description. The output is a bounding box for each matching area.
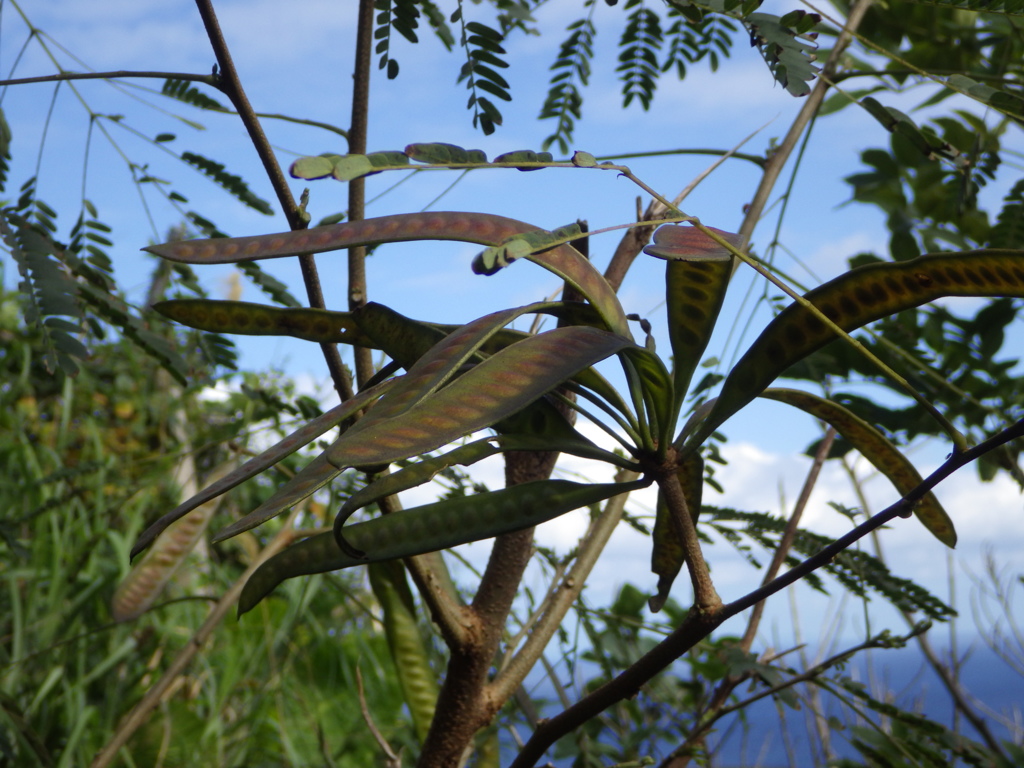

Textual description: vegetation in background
[1,0,1023,766]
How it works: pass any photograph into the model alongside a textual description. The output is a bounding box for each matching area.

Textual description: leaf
[762,389,956,547]
[237,262,302,308]
[154,299,374,345]
[539,18,595,154]
[899,0,1024,14]
[238,478,651,614]
[860,98,964,164]
[617,6,664,110]
[649,452,704,612]
[290,155,337,180]
[161,78,226,111]
[180,152,273,214]
[746,11,820,97]
[0,107,11,193]
[947,74,1024,118]
[989,179,1024,249]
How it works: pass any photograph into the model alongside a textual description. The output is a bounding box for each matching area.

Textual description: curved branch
[511,417,1024,767]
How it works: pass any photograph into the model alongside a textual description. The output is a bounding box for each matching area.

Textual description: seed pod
[688,249,1024,448]
[761,388,955,547]
[238,477,651,615]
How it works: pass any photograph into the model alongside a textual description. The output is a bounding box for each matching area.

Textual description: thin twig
[356,666,403,768]
[0,70,218,88]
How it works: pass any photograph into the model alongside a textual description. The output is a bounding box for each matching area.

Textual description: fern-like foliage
[539,17,596,154]
[421,0,455,49]
[180,152,273,215]
[662,9,736,77]
[1,184,200,381]
[161,78,227,111]
[898,0,1024,15]
[2,188,88,376]
[238,263,302,308]
[989,178,1024,248]
[617,3,664,110]
[454,7,511,135]
[706,507,956,621]
[374,0,421,80]
[746,10,820,97]
[0,108,11,194]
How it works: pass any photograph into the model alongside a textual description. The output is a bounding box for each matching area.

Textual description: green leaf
[181,152,273,214]
[331,154,376,181]
[239,478,651,614]
[686,248,1024,448]
[290,155,338,180]
[746,11,820,97]
[161,78,226,111]
[760,389,956,547]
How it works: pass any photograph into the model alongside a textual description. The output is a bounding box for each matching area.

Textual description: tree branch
[488,471,641,704]
[511,417,1024,767]
[192,0,353,401]
[0,70,219,88]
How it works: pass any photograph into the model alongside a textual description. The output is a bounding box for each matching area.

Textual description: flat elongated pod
[643,224,743,262]
[114,463,232,621]
[367,561,439,744]
[212,452,342,542]
[761,388,956,547]
[649,453,704,612]
[325,326,632,472]
[666,259,732,409]
[144,211,632,338]
[238,477,651,614]
[154,299,374,346]
[130,383,391,558]
[687,249,1024,448]
[335,432,637,539]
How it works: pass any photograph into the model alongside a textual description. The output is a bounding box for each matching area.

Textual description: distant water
[519,642,1022,767]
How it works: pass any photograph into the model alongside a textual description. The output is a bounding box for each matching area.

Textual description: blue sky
[3,0,1024,652]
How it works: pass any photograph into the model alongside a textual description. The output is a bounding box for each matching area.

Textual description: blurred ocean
[520,641,1022,767]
